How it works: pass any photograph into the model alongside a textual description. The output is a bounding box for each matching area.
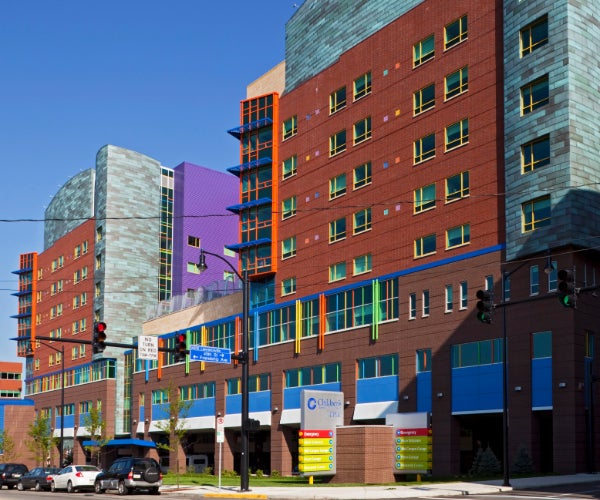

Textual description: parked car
[17,467,61,491]
[50,464,101,493]
[0,463,28,489]
[94,457,161,495]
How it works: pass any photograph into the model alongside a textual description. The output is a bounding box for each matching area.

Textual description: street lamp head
[198,250,208,272]
[25,343,34,357]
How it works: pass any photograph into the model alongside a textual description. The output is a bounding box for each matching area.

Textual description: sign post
[216,416,225,489]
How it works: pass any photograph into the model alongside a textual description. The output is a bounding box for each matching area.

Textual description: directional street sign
[189,345,232,364]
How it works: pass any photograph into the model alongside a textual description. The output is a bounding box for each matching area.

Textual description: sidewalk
[162,473,600,499]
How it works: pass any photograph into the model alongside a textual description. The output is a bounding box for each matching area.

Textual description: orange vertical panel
[31,253,38,344]
[318,294,326,351]
[271,92,280,275]
[157,338,163,380]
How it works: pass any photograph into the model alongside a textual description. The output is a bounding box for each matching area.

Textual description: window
[353,72,371,100]
[414,184,436,213]
[445,15,468,49]
[329,217,347,242]
[329,129,347,156]
[282,115,297,140]
[282,196,297,220]
[329,262,346,282]
[353,254,372,275]
[445,118,469,150]
[414,34,435,67]
[282,155,297,179]
[460,281,468,309]
[445,285,454,312]
[520,16,548,57]
[188,235,200,247]
[187,262,200,274]
[353,208,371,234]
[532,331,552,358]
[285,363,341,388]
[353,117,372,145]
[445,171,470,202]
[358,354,398,378]
[330,86,347,114]
[329,173,347,200]
[452,339,504,367]
[530,265,540,296]
[422,290,430,317]
[96,226,103,242]
[521,136,550,173]
[282,277,296,296]
[415,234,436,258]
[414,133,436,163]
[414,83,435,114]
[353,162,372,189]
[282,236,296,259]
[95,254,101,270]
[417,349,432,372]
[445,66,468,99]
[409,293,417,319]
[446,223,470,248]
[521,76,549,114]
[95,282,101,298]
[522,196,551,232]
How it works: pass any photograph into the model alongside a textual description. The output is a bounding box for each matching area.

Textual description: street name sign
[189,345,231,364]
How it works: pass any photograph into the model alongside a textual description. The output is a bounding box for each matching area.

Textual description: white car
[50,465,101,493]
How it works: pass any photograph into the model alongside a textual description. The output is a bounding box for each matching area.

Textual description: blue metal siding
[452,364,503,413]
[225,390,271,415]
[356,376,398,404]
[416,372,432,413]
[532,357,552,408]
[282,383,342,410]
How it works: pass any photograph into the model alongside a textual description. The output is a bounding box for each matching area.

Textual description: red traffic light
[96,322,107,333]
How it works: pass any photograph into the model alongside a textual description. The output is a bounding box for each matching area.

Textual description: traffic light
[475,290,493,324]
[558,269,576,308]
[93,322,107,354]
[174,333,187,362]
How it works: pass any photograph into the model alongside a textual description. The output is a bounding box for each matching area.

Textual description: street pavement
[162,473,600,499]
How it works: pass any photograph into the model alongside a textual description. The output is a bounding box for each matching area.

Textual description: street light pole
[198,249,250,491]
[501,271,510,487]
[27,341,65,467]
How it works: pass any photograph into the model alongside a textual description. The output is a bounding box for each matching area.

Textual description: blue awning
[227,157,272,176]
[225,238,271,251]
[227,117,273,139]
[226,198,271,214]
[82,438,156,448]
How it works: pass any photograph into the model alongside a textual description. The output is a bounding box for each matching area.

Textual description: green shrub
[270,470,281,478]
[255,469,264,478]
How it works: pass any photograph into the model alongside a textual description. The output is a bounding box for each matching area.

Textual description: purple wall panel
[172,162,239,296]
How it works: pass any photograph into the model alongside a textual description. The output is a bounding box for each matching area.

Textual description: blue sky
[0,1,302,365]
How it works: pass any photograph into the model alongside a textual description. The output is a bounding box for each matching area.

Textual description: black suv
[94,457,161,495]
[0,463,28,489]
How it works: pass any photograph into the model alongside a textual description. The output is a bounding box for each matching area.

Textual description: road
[2,480,600,500]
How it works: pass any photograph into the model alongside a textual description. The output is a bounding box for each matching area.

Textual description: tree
[155,380,192,488]
[82,405,111,467]
[470,445,502,477]
[25,414,54,466]
[0,430,17,463]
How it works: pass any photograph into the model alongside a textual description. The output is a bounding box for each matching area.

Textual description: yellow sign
[298,438,333,447]
[299,463,334,472]
[299,455,333,463]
